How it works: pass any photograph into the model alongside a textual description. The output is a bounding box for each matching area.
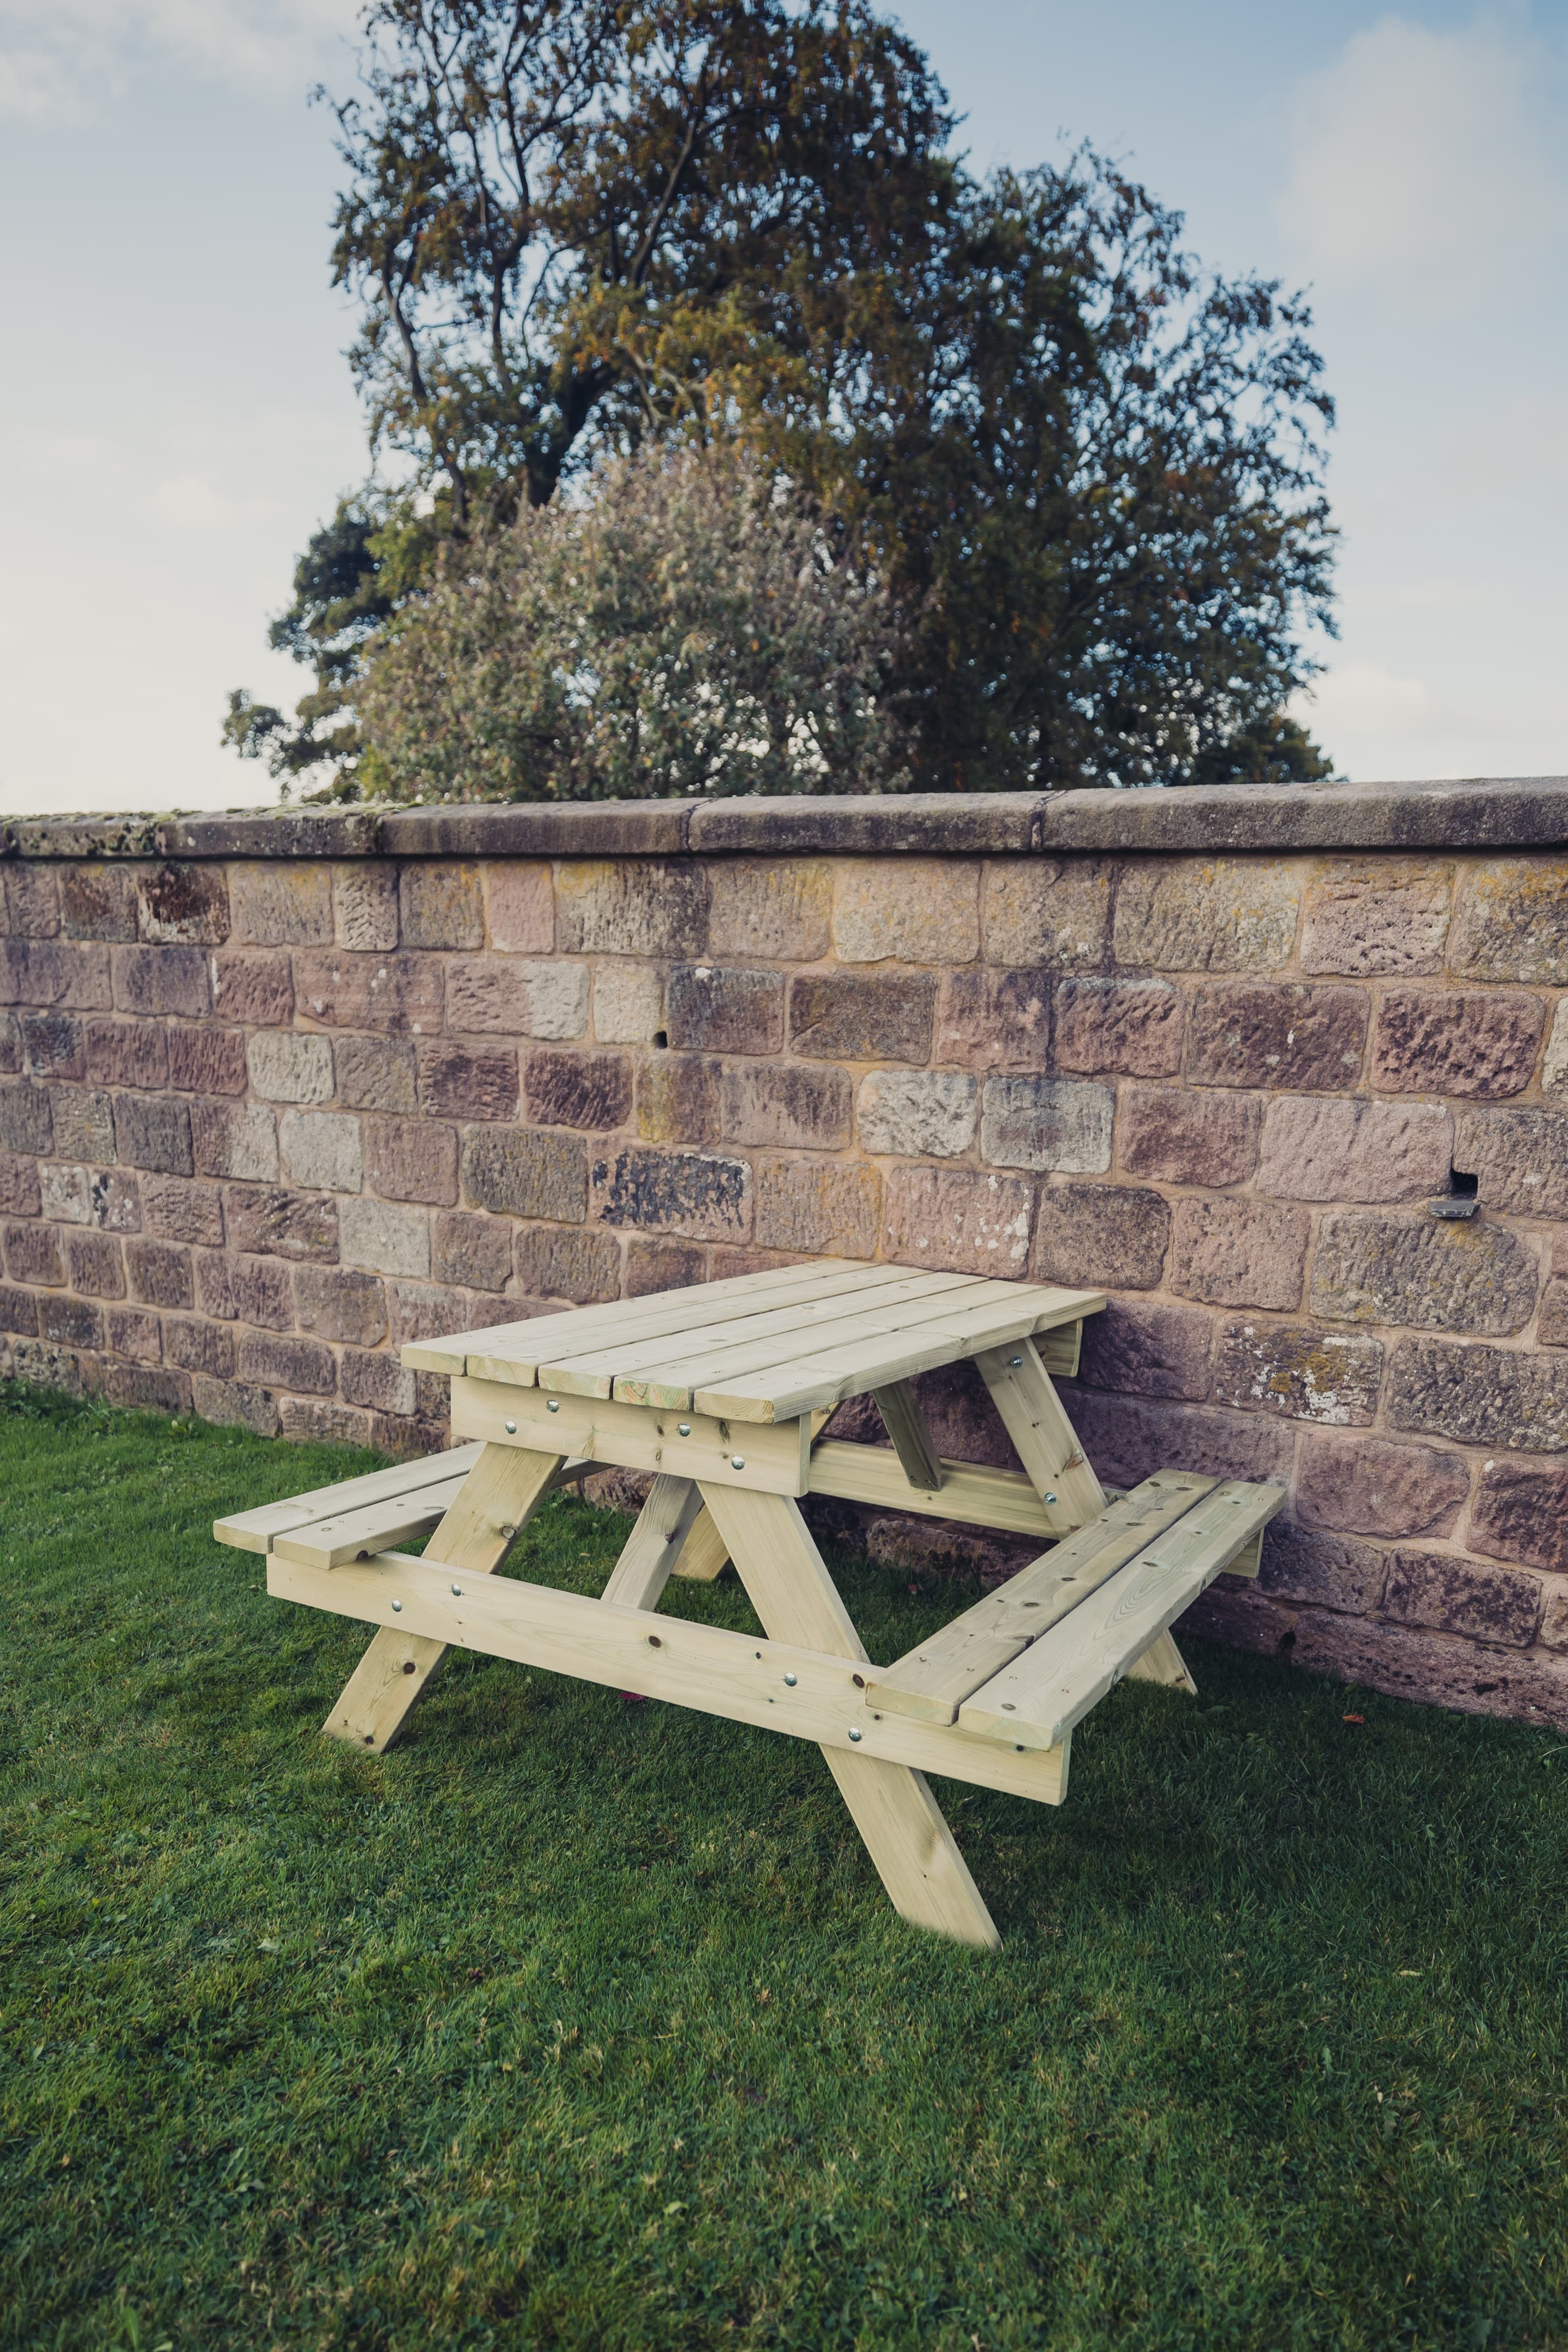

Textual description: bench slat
[212,1444,486,1556]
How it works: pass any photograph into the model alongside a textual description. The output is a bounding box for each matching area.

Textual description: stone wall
[4,777,1567,1730]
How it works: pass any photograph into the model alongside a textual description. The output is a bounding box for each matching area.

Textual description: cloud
[0,0,358,120]
[1276,13,1567,313]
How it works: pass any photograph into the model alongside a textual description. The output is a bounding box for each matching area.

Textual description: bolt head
[848,1726,863,1743]
[547,1398,560,1413]
[730,1454,745,1470]
[392,1599,402,1613]
[784,1671,797,1687]
[504,1420,517,1435]
[677,1423,692,1437]
[1010,1354,1023,1368]
[451,1583,462,1597]
[1044,1492,1057,1505]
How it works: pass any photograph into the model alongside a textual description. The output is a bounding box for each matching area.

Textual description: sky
[1,0,1564,817]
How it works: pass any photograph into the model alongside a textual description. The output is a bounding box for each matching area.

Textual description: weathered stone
[387,1279,505,1347]
[1170,1197,1309,1310]
[432,1210,512,1292]
[40,1163,132,1228]
[754,1158,880,1257]
[1310,1212,1537,1336]
[636,1054,720,1144]
[164,1316,236,1379]
[228,862,333,946]
[1371,988,1543,1097]
[363,1115,458,1206]
[481,860,554,953]
[112,944,209,1018]
[0,1152,41,1217]
[1543,1582,1568,1651]
[593,963,664,1045]
[1300,860,1453,975]
[0,1013,16,1074]
[445,956,589,1039]
[60,865,137,943]
[1053,977,1183,1076]
[293,1264,388,1346]
[1388,1336,1568,1452]
[514,1222,621,1305]
[556,859,709,956]
[333,1034,416,1115]
[209,949,293,1027]
[1030,1179,1170,1290]
[1539,1276,1568,1349]
[22,1010,84,1080]
[1,939,111,1010]
[523,1049,632,1132]
[125,1239,193,1309]
[1079,1299,1213,1399]
[1454,1107,1568,1218]
[6,1335,87,1391]
[190,1374,280,1437]
[1112,859,1300,972]
[65,1230,125,1297]
[1382,1550,1542,1648]
[278,1110,363,1196]
[1257,1097,1452,1203]
[1257,1522,1388,1614]
[338,1196,430,1278]
[934,969,1051,1074]
[625,1240,706,1296]
[40,1294,105,1350]
[50,1088,115,1166]
[707,859,832,960]
[167,1025,247,1096]
[463,1128,589,1222]
[0,1080,52,1155]
[246,1029,334,1104]
[980,1075,1113,1173]
[134,863,229,946]
[340,1347,417,1416]
[113,1093,192,1177]
[1184,980,1368,1090]
[1213,1318,1381,1423]
[1057,1387,1296,1487]
[418,1039,519,1123]
[1448,858,1568,983]
[140,1174,224,1246]
[1542,1000,1568,1097]
[667,964,784,1055]
[788,971,936,1064]
[102,1362,192,1415]
[190,1100,279,1183]
[332,863,400,952]
[1296,1430,1470,1537]
[0,1282,38,1334]
[858,1070,977,1158]
[85,1018,167,1090]
[104,1306,162,1362]
[293,951,444,1034]
[224,1185,339,1262]
[283,1393,374,1446]
[400,861,485,949]
[718,1062,851,1150]
[833,859,980,964]
[237,1329,337,1394]
[196,1250,294,1328]
[592,1146,751,1241]
[883,1165,1034,1275]
[3,866,60,937]
[1469,1458,1568,1575]
[982,859,1112,970]
[1117,1085,1260,1186]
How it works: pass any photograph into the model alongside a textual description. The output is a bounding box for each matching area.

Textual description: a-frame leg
[699,1483,1000,1949]
[323,1443,562,1752]
[1124,1627,1199,1694]
[601,1476,705,1611]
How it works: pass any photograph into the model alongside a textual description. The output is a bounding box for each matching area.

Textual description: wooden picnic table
[217,1258,1282,1948]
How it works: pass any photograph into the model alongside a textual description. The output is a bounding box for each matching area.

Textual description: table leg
[601,1476,705,1611]
[1123,1628,1199,1694]
[322,1443,563,1752]
[699,1483,1000,1950]
[668,1504,729,1583]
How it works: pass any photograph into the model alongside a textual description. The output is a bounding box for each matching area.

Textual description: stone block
[191,1100,279,1183]
[718,1062,851,1151]
[1079,1299,1214,1399]
[225,1185,339,1262]
[40,1293,104,1350]
[788,971,936,1064]
[167,1025,247,1095]
[341,1347,417,1416]
[1543,1001,1568,1097]
[338,1195,430,1278]
[593,963,664,1045]
[1310,1212,1538,1336]
[1538,1274,1568,1347]
[754,1159,880,1257]
[197,1250,294,1329]
[237,1329,337,1395]
[0,1081,51,1159]
[0,1152,41,1217]
[41,1164,117,1227]
[293,1264,388,1347]
[50,1089,115,1166]
[335,1033,418,1113]
[140,1175,224,1246]
[418,1039,519,1122]
[0,1013,15,1074]
[514,1222,621,1305]
[883,1165,1034,1275]
[1213,1318,1381,1423]
[102,1363,192,1415]
[482,861,554,953]
[833,859,980,964]
[1257,1097,1452,1203]
[1112,859,1300,971]
[60,865,137,943]
[164,1317,236,1379]
[636,1055,720,1144]
[1257,1522,1388,1614]
[210,950,293,1027]
[0,1283,37,1335]
[1116,1085,1260,1186]
[981,1075,1113,1173]
[1371,988,1543,1097]
[293,951,444,1034]
[1300,860,1453,975]
[1030,1179,1170,1290]
[1382,1550,1542,1648]
[1296,1431,1470,1537]
[125,1239,193,1310]
[111,944,209,1018]
[1388,1336,1568,1452]
[525,1049,632,1132]
[3,866,60,937]
[1448,858,1568,983]
[387,1279,496,1347]
[85,1018,167,1091]
[190,1374,279,1438]
[981,859,1112,970]
[462,1128,589,1222]
[228,862,334,945]
[66,1230,125,1297]
[934,969,1051,1074]
[1455,1107,1568,1219]
[364,1116,458,1206]
[433,1210,512,1292]
[113,1093,192,1177]
[332,863,400,952]
[667,964,784,1055]
[556,859,709,956]
[1469,1459,1568,1575]
[1184,981,1368,1090]
[707,859,832,959]
[22,1011,84,1080]
[592,1146,751,1241]
[444,957,589,1039]
[104,1306,163,1362]
[1057,1388,1296,1488]
[858,1070,977,1158]
[625,1240,707,1297]
[247,1029,334,1104]
[1,939,111,1010]
[400,861,484,949]
[135,863,229,946]
[1170,1197,1308,1310]
[1053,977,1183,1077]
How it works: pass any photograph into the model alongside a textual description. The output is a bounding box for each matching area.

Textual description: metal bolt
[504,1420,517,1435]
[848,1726,863,1743]
[1044,1492,1057,1505]
[392,1599,402,1613]
[547,1398,560,1413]
[451,1583,462,1597]
[784,1671,797,1687]
[1010,1354,1023,1368]
[677,1423,692,1437]
[499,1523,516,1539]
[730,1455,745,1470]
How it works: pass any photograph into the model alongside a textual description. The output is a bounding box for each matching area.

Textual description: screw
[504,1420,516,1435]
[677,1423,692,1437]
[392,1599,402,1613]
[547,1399,560,1413]
[451,1583,462,1597]
[730,1455,745,1470]
[848,1726,863,1743]
[784,1671,797,1687]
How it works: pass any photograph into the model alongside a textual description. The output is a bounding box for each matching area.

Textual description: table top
[402,1258,1105,1425]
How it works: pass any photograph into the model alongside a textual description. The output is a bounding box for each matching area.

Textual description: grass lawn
[2,1384,1566,2351]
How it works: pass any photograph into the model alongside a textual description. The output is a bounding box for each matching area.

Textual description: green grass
[1,1386,1565,2352]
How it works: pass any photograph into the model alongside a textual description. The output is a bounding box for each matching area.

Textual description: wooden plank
[450,1375,811,1496]
[957,1480,1288,1751]
[1123,1629,1198,1694]
[699,1483,1001,1946]
[321,1443,563,1752]
[271,1472,474,1570]
[1037,1320,1081,1378]
[213,1443,485,1555]
[808,1442,1059,1538]
[600,1476,706,1611]
[872,1382,945,1492]
[864,1473,1216,1724]
[975,1338,1106,1533]
[669,1505,729,1583]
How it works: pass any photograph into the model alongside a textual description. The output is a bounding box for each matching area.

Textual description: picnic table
[216,1259,1283,1948]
